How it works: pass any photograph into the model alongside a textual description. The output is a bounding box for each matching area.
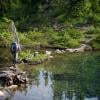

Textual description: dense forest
[0,0,100,49]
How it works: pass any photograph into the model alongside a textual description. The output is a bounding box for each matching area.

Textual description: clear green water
[0,48,100,100]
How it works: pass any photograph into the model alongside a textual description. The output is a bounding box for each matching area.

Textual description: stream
[0,48,100,100]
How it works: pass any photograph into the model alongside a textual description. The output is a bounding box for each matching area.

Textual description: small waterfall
[9,21,19,44]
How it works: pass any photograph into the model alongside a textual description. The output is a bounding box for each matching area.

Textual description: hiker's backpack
[11,42,20,53]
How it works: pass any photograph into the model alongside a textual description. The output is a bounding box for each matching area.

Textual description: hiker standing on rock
[9,21,20,66]
[10,42,20,66]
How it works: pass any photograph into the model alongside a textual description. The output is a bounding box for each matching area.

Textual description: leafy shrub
[47,28,82,48]
[0,20,84,48]
[95,35,100,43]
[19,50,33,60]
[67,28,83,39]
[67,39,80,48]
[31,53,47,62]
[92,43,100,49]
[0,32,11,46]
[26,31,43,41]
[86,27,100,34]
[87,13,100,25]
[19,33,32,45]
[91,35,100,49]
[19,50,47,62]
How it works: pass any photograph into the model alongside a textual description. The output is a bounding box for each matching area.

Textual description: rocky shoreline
[0,66,28,99]
[55,44,92,53]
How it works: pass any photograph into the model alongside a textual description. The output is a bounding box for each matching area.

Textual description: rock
[0,90,10,100]
[75,48,84,52]
[66,44,92,53]
[35,51,39,54]
[46,50,52,56]
[22,59,30,63]
[10,66,17,71]
[7,85,18,90]
[55,49,62,53]
[0,91,5,97]
[61,50,65,53]
[0,68,28,86]
[0,85,18,99]
[84,44,92,51]
[49,56,53,58]
[34,51,39,56]
[66,49,75,53]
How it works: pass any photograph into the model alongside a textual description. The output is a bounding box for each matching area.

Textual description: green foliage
[0,32,11,46]
[19,50,33,60]
[47,28,82,48]
[0,17,11,32]
[87,13,100,24]
[67,39,80,48]
[92,35,100,49]
[0,0,100,49]
[95,35,100,44]
[92,42,100,49]
[0,0,100,29]
[19,33,32,45]
[26,30,43,42]
[19,50,47,62]
[0,26,83,48]
[31,53,47,62]
[86,27,100,34]
[83,25,99,34]
[66,28,83,39]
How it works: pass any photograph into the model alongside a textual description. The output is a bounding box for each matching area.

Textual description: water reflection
[11,70,53,100]
[10,69,99,100]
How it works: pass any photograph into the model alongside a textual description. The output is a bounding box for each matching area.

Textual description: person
[10,42,20,66]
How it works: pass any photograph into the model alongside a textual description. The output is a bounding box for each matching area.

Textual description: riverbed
[0,48,100,100]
